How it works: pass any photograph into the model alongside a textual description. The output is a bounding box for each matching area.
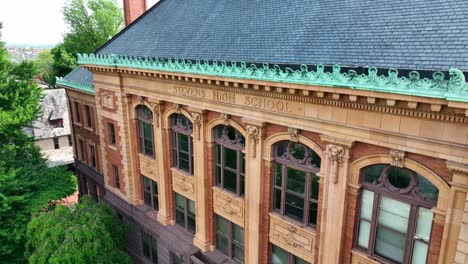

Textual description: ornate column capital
[326,144,345,184]
[149,100,163,127]
[389,149,406,168]
[447,161,468,189]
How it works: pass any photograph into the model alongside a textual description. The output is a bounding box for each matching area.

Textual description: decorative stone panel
[351,250,380,264]
[139,154,158,180]
[171,168,194,200]
[100,90,115,110]
[269,213,316,263]
[212,187,245,227]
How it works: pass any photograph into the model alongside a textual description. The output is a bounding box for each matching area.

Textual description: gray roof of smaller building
[64,66,93,86]
[31,89,71,140]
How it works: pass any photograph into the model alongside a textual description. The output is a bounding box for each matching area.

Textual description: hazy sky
[0,0,159,45]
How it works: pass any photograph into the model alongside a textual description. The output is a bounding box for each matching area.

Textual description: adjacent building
[57,0,468,263]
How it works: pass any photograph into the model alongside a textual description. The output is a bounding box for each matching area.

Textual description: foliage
[25,196,131,264]
[0,23,76,262]
[51,0,123,78]
[35,50,55,87]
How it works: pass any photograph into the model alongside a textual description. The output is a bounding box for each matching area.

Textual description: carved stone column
[318,135,354,264]
[190,108,212,251]
[242,118,265,264]
[438,162,468,264]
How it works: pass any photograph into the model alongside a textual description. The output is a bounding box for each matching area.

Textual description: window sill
[269,212,316,233]
[108,144,117,150]
[171,167,193,177]
[73,122,82,127]
[84,126,94,132]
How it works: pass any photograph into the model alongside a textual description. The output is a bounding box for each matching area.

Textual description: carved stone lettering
[212,91,236,103]
[243,95,294,113]
[171,85,206,98]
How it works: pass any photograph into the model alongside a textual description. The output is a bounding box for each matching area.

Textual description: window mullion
[237,149,241,196]
[404,205,418,263]
[369,193,380,256]
[281,164,287,216]
[221,145,225,189]
[304,172,311,225]
[228,221,233,259]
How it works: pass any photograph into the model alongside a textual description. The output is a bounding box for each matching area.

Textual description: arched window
[136,105,154,157]
[215,125,245,197]
[171,114,194,175]
[357,164,439,264]
[272,141,321,227]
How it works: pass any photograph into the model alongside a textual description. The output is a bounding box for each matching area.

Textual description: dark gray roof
[95,0,468,72]
[64,66,93,86]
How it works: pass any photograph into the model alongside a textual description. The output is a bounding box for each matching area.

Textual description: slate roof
[66,0,468,86]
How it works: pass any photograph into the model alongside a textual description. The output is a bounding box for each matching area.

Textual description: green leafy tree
[25,196,131,264]
[35,50,55,87]
[52,0,123,77]
[0,23,76,262]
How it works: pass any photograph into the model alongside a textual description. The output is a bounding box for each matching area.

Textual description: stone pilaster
[439,162,468,264]
[190,109,212,251]
[242,118,265,264]
[318,135,354,264]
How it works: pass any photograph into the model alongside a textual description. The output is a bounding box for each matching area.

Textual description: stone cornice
[56,77,95,94]
[78,53,468,103]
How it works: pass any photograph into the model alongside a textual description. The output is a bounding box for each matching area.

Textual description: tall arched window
[215,125,245,197]
[171,114,194,175]
[136,105,154,158]
[272,141,321,227]
[356,164,439,264]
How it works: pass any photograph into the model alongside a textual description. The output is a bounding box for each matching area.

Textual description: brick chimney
[123,0,147,26]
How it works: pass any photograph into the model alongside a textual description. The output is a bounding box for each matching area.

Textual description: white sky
[0,0,159,46]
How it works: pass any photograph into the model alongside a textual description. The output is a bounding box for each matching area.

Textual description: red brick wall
[102,116,125,194]
[341,189,359,264]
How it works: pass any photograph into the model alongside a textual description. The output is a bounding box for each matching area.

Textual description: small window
[85,105,92,128]
[142,230,158,264]
[216,215,245,263]
[271,244,309,264]
[175,193,196,233]
[143,176,159,211]
[53,137,59,149]
[108,123,116,145]
[74,102,81,123]
[170,251,182,264]
[113,165,120,190]
[50,119,64,128]
[136,105,154,157]
[79,139,85,161]
[68,135,72,146]
[90,145,97,168]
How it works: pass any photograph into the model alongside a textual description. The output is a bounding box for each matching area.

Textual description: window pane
[144,123,153,140]
[216,234,228,256]
[358,220,371,249]
[360,190,374,220]
[240,175,245,197]
[188,200,196,214]
[362,164,385,184]
[179,151,190,171]
[153,181,159,210]
[216,144,221,165]
[175,209,185,227]
[415,207,433,242]
[175,194,185,209]
[411,241,429,264]
[273,188,282,211]
[294,256,309,264]
[387,166,412,189]
[224,169,237,193]
[271,245,288,264]
[275,141,288,157]
[142,231,151,258]
[285,193,304,222]
[308,202,317,226]
[375,226,406,263]
[178,134,189,151]
[216,165,222,186]
[275,164,282,186]
[233,244,244,263]
[188,214,196,233]
[152,238,158,264]
[416,174,439,203]
[216,215,228,235]
[286,168,305,194]
[378,196,410,233]
[171,251,182,264]
[310,174,319,200]
[233,224,244,246]
[241,152,245,174]
[225,148,237,169]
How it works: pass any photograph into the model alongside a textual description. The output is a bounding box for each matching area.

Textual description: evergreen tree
[25,196,131,264]
[0,23,76,263]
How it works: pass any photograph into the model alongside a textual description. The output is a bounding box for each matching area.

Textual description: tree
[0,23,76,262]
[25,196,131,264]
[35,50,55,86]
[52,0,124,78]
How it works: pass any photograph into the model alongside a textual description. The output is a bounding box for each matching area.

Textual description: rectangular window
[138,120,154,157]
[79,139,85,161]
[170,251,182,264]
[175,193,196,233]
[90,145,97,168]
[85,105,92,128]
[113,165,120,190]
[50,118,64,128]
[143,176,159,211]
[271,244,308,264]
[68,135,72,146]
[141,230,158,264]
[53,137,59,149]
[216,215,244,263]
[108,123,116,145]
[74,102,81,123]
